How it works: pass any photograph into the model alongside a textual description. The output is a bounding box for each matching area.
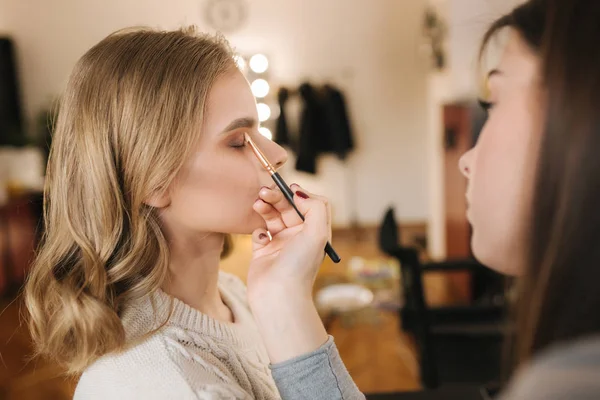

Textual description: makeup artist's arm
[247,185,365,400]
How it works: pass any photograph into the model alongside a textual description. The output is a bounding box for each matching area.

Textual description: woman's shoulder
[74,334,195,399]
[75,331,251,399]
[500,336,600,399]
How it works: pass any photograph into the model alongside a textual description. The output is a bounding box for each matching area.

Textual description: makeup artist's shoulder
[498,335,600,400]
[74,334,196,399]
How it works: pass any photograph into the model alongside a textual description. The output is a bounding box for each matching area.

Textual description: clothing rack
[275,79,364,240]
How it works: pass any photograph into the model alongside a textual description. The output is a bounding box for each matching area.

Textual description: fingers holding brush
[257,186,304,228]
[290,184,332,243]
[253,198,286,236]
[251,228,271,252]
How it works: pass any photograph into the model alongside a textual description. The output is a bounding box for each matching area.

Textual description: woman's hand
[246,184,331,364]
[247,183,331,299]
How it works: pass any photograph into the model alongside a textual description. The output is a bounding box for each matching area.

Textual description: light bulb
[251,79,270,98]
[234,54,246,72]
[270,104,281,119]
[259,127,273,140]
[257,103,271,122]
[250,54,269,73]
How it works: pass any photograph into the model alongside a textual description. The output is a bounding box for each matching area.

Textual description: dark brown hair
[481,0,600,365]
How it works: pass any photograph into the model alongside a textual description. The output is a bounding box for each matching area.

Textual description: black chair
[378,207,507,390]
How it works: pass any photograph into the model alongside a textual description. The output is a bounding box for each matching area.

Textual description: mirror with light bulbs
[235,53,274,140]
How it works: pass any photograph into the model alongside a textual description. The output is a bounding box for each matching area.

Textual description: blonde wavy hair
[24,26,236,374]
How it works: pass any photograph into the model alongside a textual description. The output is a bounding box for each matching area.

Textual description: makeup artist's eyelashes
[478,98,495,112]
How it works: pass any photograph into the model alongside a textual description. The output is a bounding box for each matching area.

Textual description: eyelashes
[227,132,247,149]
[478,99,495,112]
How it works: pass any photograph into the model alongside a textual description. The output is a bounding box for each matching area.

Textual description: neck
[161,229,233,323]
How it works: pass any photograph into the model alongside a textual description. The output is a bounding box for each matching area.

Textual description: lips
[465,195,472,221]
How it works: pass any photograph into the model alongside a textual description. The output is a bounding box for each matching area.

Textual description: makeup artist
[257,0,600,398]
[459,0,600,398]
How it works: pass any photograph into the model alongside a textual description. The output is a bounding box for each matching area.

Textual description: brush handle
[272,172,341,264]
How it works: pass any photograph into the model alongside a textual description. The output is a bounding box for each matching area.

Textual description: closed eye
[228,131,251,149]
[229,137,247,149]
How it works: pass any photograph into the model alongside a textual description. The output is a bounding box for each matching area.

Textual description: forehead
[203,69,257,130]
[491,30,541,88]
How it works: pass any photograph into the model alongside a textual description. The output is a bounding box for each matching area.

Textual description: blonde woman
[25,27,364,399]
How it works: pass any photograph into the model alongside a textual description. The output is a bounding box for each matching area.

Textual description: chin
[470,232,495,268]
[471,234,520,277]
[227,213,267,235]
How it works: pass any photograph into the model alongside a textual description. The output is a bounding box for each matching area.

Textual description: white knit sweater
[74,272,280,399]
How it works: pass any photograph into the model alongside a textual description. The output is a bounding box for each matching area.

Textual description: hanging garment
[275,83,355,174]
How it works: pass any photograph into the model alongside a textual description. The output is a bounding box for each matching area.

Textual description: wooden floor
[0,226,459,398]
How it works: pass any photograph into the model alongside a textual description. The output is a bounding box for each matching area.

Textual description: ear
[144,188,171,208]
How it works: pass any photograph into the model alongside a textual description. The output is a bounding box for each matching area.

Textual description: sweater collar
[122,272,261,349]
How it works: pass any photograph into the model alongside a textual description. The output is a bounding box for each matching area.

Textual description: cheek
[168,155,265,233]
[469,109,538,273]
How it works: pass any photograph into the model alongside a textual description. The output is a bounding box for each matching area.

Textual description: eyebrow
[221,117,257,134]
[487,69,503,79]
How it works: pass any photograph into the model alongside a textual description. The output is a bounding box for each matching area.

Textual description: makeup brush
[245,132,341,264]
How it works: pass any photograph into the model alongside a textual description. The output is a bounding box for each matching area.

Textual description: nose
[261,136,288,170]
[458,147,474,178]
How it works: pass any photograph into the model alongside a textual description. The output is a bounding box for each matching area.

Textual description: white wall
[1,0,429,227]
